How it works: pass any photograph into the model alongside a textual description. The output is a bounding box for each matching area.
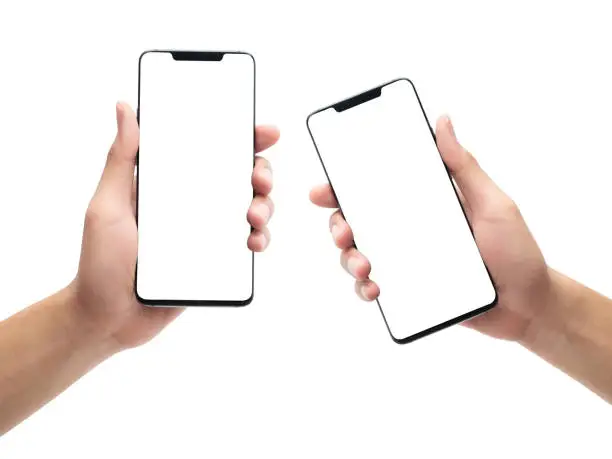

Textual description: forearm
[0,285,117,435]
[520,269,612,403]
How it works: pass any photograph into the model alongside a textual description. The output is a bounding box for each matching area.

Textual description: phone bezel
[306,78,498,343]
[135,49,256,307]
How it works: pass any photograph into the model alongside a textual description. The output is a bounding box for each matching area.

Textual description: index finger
[255,125,280,153]
[309,183,338,208]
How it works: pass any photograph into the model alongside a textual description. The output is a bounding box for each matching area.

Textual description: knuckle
[504,197,521,216]
[492,195,521,219]
[85,202,104,226]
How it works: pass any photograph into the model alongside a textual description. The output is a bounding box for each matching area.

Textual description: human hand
[71,102,279,350]
[309,115,552,341]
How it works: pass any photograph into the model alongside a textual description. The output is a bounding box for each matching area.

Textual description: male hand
[310,116,551,340]
[72,102,279,349]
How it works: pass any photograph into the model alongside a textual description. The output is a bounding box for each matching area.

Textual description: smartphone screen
[307,79,497,343]
[136,51,254,305]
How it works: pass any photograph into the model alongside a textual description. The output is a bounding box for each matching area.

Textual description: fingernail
[360,284,369,300]
[331,224,342,241]
[347,257,360,277]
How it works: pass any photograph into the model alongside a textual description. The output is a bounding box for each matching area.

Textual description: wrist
[518,268,580,355]
[518,268,612,403]
[62,282,123,359]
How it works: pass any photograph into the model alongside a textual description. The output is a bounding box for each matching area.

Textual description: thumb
[436,115,502,213]
[96,102,139,203]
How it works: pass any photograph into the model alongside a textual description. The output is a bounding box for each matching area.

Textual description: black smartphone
[135,50,255,306]
[307,78,497,343]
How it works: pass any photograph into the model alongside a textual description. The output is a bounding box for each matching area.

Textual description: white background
[0,0,611,457]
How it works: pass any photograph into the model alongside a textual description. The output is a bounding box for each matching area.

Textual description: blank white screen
[136,52,254,303]
[308,79,496,341]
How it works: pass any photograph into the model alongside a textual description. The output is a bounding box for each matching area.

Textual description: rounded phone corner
[134,283,155,307]
[236,292,254,307]
[381,78,419,96]
[239,51,255,66]
[390,333,407,345]
[393,77,416,86]
[232,274,254,307]
[306,111,315,128]
[484,288,499,311]
[222,51,256,70]
[138,49,156,66]
[388,330,417,345]
[377,303,415,345]
[306,108,325,129]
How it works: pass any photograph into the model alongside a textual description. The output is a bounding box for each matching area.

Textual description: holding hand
[310,115,550,341]
[73,103,279,350]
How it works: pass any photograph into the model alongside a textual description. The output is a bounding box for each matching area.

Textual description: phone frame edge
[134,49,256,308]
[306,77,498,344]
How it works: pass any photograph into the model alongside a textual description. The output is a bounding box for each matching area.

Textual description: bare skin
[1,107,611,437]
[310,115,612,403]
[0,103,280,435]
